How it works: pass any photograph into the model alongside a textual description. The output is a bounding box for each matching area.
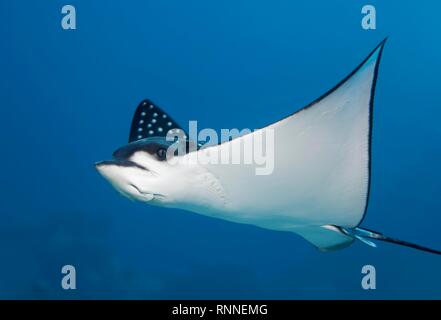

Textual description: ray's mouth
[128,184,166,201]
[129,183,152,197]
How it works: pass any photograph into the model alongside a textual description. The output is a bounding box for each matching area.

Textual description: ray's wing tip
[363,37,388,67]
[374,36,388,51]
[379,36,389,47]
[377,36,388,51]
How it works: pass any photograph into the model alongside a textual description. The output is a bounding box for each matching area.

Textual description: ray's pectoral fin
[128,99,189,143]
[293,226,355,252]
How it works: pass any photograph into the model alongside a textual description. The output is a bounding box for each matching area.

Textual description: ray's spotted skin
[128,100,187,143]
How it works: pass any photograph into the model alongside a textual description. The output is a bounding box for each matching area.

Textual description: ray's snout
[95,161,107,169]
[95,160,123,182]
[95,159,158,202]
[95,161,112,176]
[95,160,135,198]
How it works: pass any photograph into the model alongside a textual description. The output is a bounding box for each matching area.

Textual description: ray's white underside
[182,43,384,251]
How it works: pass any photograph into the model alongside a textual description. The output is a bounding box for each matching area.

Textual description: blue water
[1,0,441,299]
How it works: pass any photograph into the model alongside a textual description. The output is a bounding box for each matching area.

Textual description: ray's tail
[338,226,441,255]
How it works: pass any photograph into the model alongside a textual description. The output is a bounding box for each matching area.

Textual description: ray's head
[96,137,178,204]
[95,99,225,211]
[95,134,205,206]
[96,99,195,204]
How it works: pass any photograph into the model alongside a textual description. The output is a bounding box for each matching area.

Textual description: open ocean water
[1,0,441,299]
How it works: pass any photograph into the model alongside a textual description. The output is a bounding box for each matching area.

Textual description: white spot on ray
[141,112,146,116]
[149,105,154,109]
[151,119,157,124]
[153,113,158,117]
[167,122,172,126]
[148,130,154,135]
[147,123,152,128]
[138,128,143,132]
[139,120,144,124]
[157,127,163,133]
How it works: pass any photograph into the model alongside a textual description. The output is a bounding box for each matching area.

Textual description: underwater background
[1,0,441,299]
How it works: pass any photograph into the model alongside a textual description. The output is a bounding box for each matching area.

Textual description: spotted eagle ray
[96,39,441,254]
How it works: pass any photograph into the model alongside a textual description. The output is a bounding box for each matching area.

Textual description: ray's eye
[156,148,167,161]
